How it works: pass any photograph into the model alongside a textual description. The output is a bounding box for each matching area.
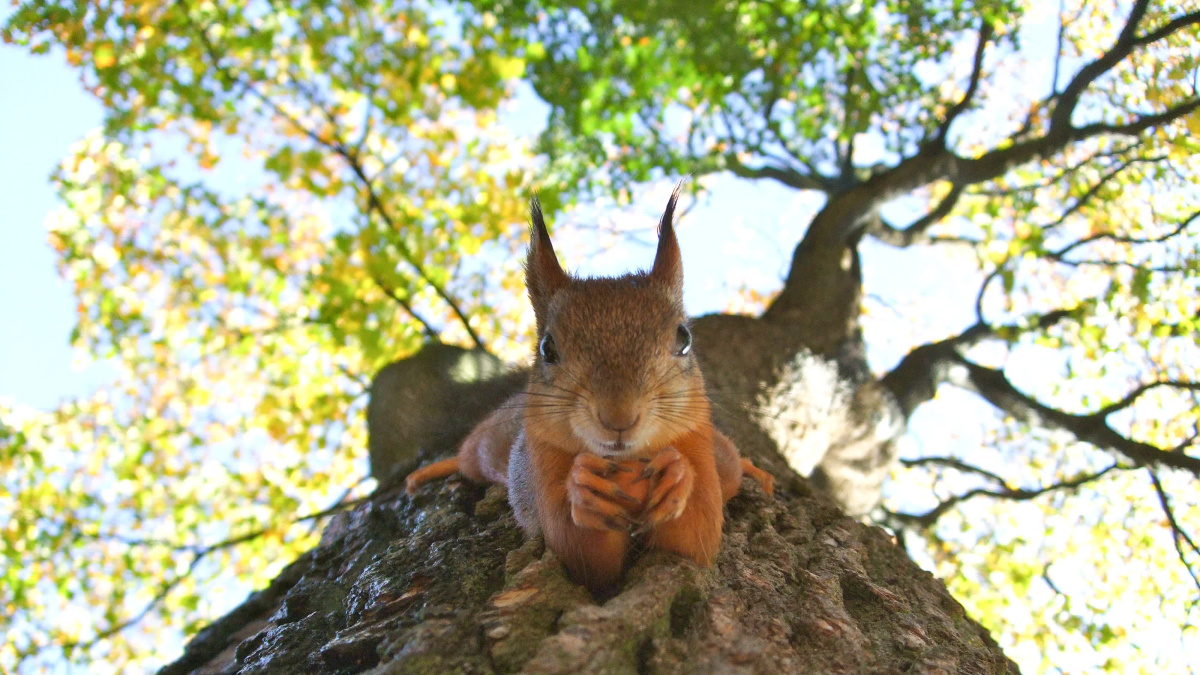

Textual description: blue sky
[0,26,111,409]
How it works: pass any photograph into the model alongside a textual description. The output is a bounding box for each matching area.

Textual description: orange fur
[739,457,775,496]
[404,457,462,494]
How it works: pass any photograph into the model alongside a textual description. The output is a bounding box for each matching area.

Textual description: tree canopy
[2,0,1198,672]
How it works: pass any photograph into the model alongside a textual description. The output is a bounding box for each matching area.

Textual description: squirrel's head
[524,186,708,458]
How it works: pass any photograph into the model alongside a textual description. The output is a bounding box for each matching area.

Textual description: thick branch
[1070,99,1200,140]
[886,339,1200,477]
[880,312,1068,416]
[1133,10,1200,46]
[950,98,1197,187]
[762,4,1196,323]
[788,2,1196,248]
[1048,0,1150,131]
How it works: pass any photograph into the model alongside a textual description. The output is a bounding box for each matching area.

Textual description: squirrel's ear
[526,197,568,323]
[649,183,684,293]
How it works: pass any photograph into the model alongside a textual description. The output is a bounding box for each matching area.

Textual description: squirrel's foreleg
[405,457,462,494]
[641,434,724,567]
[536,451,637,594]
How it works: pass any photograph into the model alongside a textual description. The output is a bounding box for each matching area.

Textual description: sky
[0,18,111,409]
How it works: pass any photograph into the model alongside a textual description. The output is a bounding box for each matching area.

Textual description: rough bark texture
[163,464,1015,675]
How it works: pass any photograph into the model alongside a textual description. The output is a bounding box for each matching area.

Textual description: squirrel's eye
[539,332,560,364]
[675,324,692,357]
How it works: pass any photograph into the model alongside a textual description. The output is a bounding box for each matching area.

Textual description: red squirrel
[405,187,774,593]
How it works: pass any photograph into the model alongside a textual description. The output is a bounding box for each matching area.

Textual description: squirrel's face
[523,187,710,458]
[532,278,706,457]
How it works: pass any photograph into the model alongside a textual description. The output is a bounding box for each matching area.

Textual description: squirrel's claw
[573,452,624,479]
[568,453,640,532]
[639,447,694,529]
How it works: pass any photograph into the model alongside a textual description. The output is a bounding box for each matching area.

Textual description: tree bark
[162,461,1015,675]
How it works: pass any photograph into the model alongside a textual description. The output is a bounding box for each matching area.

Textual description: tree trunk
[162,226,1016,673]
[162,460,1015,675]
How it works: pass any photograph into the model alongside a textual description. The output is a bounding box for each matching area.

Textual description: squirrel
[404,187,774,594]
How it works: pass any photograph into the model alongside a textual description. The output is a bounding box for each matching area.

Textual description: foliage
[2,0,1199,672]
[2,0,536,670]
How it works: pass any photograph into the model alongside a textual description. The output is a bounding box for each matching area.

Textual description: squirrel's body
[405,188,773,594]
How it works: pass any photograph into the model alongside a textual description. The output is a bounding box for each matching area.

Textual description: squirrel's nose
[597,409,640,433]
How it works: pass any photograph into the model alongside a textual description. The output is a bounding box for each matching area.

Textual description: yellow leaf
[95,44,116,69]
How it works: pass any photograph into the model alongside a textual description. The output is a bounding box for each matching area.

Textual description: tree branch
[948,97,1197,188]
[936,22,993,143]
[766,4,1197,322]
[866,183,965,247]
[900,455,1008,486]
[888,341,1200,477]
[1036,152,1164,232]
[1048,0,1150,132]
[968,141,1141,197]
[1050,0,1067,96]
[1147,470,1200,594]
[1050,208,1200,259]
[186,13,487,351]
[890,463,1124,529]
[1069,99,1200,140]
[881,310,1070,416]
[1092,380,1200,418]
[725,156,829,192]
[54,482,365,659]
[801,2,1196,245]
[1131,10,1200,48]
[368,271,441,340]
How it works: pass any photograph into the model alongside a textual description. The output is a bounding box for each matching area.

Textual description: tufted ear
[526,197,569,332]
[648,182,684,294]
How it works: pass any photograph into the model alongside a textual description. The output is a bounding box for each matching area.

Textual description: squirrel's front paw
[567,453,642,532]
[638,446,695,529]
